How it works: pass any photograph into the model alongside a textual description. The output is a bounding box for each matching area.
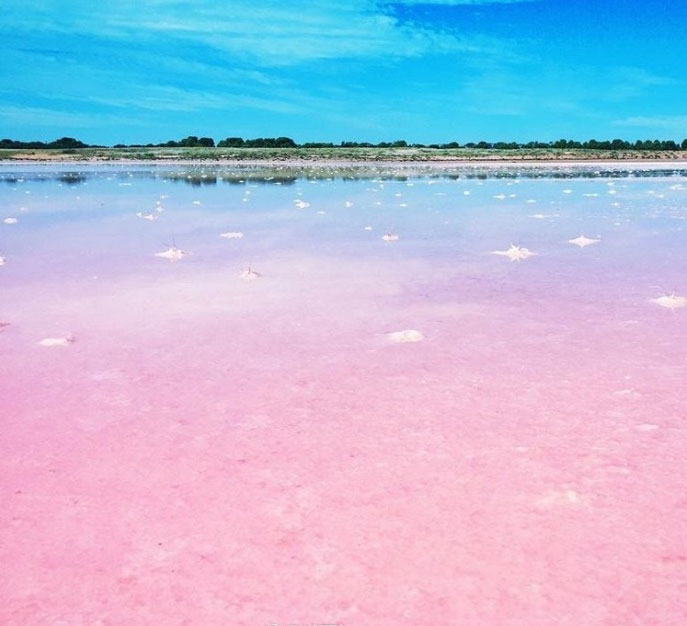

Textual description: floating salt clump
[492,244,536,261]
[493,193,506,200]
[382,233,399,242]
[537,489,584,508]
[38,335,75,347]
[0,256,6,266]
[4,217,17,224]
[294,200,310,209]
[636,423,659,432]
[387,329,424,343]
[220,231,244,239]
[569,235,600,248]
[155,247,189,261]
[192,200,201,205]
[652,294,687,309]
[345,201,353,207]
[364,226,372,231]
[241,266,262,281]
[136,211,158,221]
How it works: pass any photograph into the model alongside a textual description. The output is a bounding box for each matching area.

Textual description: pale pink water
[1,165,686,625]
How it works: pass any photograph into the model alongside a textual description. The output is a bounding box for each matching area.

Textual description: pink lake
[1,164,686,625]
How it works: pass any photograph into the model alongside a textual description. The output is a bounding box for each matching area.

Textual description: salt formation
[568,235,600,248]
[155,247,189,261]
[241,266,262,281]
[136,211,158,221]
[491,244,536,261]
[38,335,75,347]
[387,329,424,343]
[652,294,687,309]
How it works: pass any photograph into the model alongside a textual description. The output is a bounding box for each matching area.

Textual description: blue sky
[1,0,685,144]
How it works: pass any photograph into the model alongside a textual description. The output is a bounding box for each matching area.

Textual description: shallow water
[2,164,686,625]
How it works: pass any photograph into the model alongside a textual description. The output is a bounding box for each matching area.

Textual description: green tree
[218,137,245,147]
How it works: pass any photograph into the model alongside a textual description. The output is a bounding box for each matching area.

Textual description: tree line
[2,135,687,151]
[0,137,92,149]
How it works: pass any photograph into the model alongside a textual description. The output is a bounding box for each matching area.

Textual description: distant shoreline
[2,146,687,166]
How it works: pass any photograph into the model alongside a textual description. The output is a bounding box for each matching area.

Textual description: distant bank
[2,146,687,163]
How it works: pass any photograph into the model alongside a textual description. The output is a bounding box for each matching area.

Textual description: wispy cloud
[613,116,687,134]
[0,105,144,129]
[1,0,516,65]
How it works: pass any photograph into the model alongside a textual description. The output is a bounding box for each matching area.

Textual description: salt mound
[652,294,687,309]
[387,329,424,343]
[241,267,262,281]
[569,235,600,248]
[492,244,536,261]
[155,247,189,261]
[39,336,75,347]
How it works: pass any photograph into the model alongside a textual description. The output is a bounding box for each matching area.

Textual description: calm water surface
[2,164,686,625]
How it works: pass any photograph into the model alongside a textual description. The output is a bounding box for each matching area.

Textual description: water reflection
[2,164,687,187]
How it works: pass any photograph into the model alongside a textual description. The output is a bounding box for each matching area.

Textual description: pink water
[1,165,686,625]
